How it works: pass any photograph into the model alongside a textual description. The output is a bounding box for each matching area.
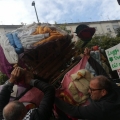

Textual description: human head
[88,75,112,101]
[3,101,27,120]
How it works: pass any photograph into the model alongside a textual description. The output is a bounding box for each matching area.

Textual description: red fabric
[78,32,91,39]
[92,46,99,51]
[61,56,88,95]
[0,45,13,78]
[19,87,44,106]
[55,56,88,120]
[78,28,95,40]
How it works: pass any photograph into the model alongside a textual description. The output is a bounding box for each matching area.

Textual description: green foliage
[59,24,67,30]
[116,27,120,37]
[59,24,71,33]
[75,34,120,51]
[0,71,8,85]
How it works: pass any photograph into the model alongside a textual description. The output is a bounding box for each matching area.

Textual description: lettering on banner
[105,44,120,71]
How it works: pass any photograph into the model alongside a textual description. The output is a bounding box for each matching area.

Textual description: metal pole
[32,1,40,24]
[34,5,39,23]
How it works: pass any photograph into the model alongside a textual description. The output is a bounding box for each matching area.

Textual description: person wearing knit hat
[74,24,95,47]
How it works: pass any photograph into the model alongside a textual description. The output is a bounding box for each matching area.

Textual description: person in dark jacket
[55,48,120,120]
[0,67,55,120]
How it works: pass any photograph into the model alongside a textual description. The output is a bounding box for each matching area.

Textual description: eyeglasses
[89,87,103,92]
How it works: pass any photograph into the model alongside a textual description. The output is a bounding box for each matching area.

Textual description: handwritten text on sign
[105,43,120,71]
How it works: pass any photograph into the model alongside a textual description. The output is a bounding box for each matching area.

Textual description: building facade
[64,20,120,42]
[0,25,22,38]
[0,20,120,41]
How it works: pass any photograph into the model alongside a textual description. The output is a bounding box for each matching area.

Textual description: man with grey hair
[88,75,112,101]
[0,67,55,120]
[3,101,26,120]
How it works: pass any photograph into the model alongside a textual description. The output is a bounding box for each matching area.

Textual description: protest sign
[105,43,120,71]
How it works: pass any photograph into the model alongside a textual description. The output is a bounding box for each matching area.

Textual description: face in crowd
[88,76,111,101]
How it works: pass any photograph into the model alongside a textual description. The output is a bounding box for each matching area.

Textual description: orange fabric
[77,72,84,77]
[50,32,62,36]
[32,26,52,35]
[25,103,36,111]
[43,26,52,33]
[59,91,76,105]
[31,25,65,46]
[33,34,64,46]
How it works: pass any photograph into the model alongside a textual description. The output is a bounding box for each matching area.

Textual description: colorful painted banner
[105,43,120,71]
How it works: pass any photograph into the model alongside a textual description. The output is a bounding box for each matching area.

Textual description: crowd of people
[0,48,120,120]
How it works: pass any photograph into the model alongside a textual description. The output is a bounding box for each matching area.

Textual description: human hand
[84,47,90,58]
[9,67,21,83]
[80,53,84,58]
[24,70,34,84]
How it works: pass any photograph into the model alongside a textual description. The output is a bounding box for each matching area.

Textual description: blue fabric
[6,33,24,54]
[12,33,24,54]
[6,33,16,48]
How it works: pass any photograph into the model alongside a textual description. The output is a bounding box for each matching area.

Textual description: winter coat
[0,79,55,120]
[55,56,120,120]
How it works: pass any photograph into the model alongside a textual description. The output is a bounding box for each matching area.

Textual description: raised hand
[84,47,90,58]
[9,67,21,83]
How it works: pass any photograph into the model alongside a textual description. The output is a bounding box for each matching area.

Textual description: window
[107,28,111,31]
[106,25,111,32]
[113,25,119,33]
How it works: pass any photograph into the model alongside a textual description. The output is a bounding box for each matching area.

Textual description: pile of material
[0,23,79,85]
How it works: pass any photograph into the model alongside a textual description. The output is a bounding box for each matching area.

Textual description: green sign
[105,43,120,71]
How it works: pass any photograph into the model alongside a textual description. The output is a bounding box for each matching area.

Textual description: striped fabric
[23,108,36,120]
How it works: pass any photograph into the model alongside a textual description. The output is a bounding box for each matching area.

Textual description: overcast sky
[0,0,120,25]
